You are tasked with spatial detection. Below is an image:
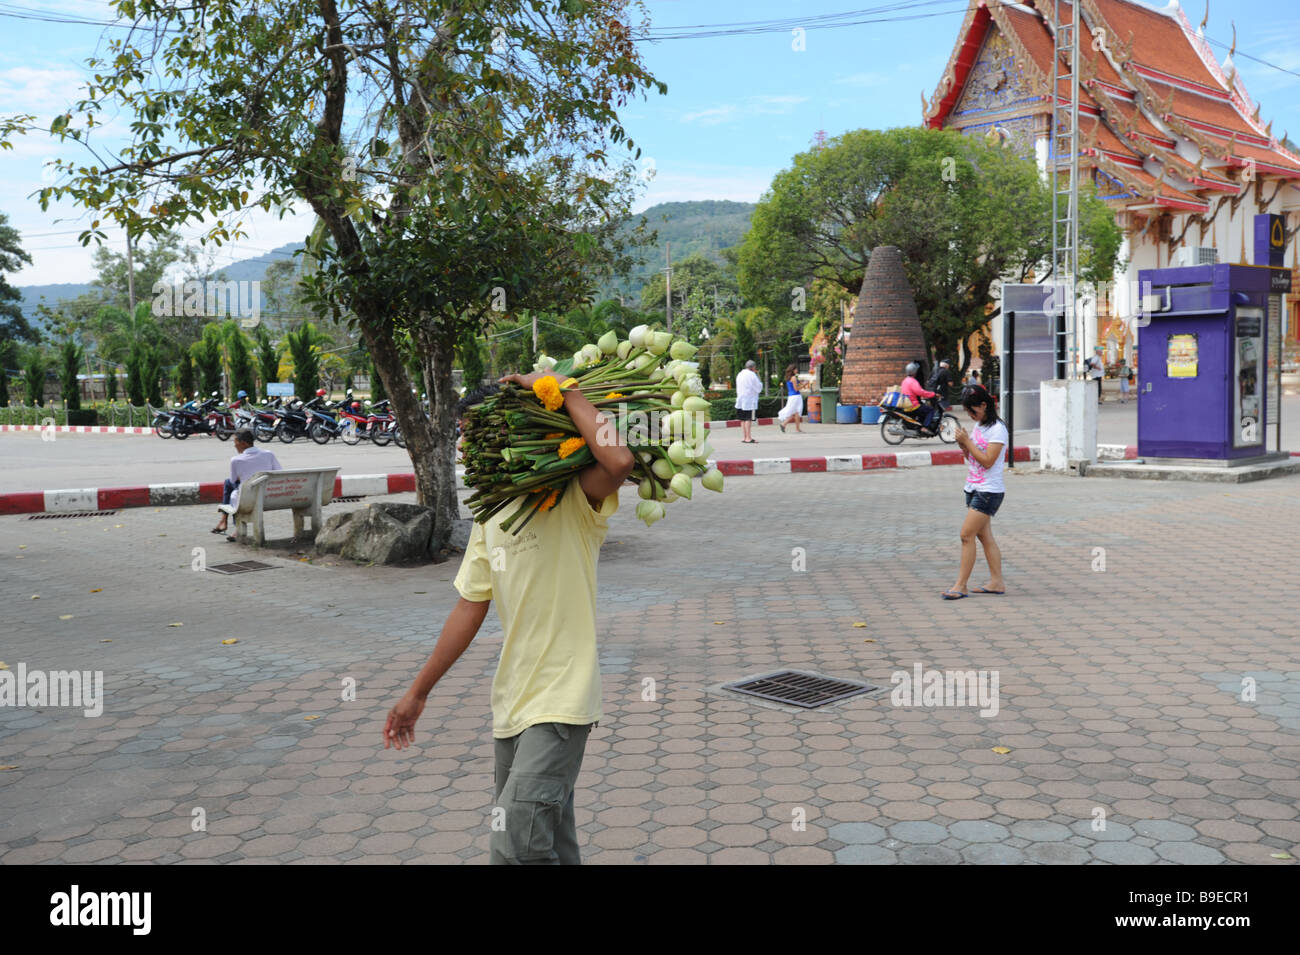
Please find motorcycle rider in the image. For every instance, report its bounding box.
[926,360,952,410]
[900,361,939,433]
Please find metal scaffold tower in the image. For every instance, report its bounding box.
[1051,0,1081,376]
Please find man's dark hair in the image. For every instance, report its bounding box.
[234,428,256,445]
[456,383,500,417]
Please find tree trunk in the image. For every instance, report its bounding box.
[354,309,437,506]
[419,329,460,555]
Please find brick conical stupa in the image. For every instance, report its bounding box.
[839,246,927,406]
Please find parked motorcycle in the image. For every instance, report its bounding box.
[303,392,344,445]
[274,398,312,443]
[171,393,223,440]
[879,396,958,445]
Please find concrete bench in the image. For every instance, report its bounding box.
[218,467,340,546]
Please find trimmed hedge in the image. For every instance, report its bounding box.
[67,409,99,426]
[709,395,786,421]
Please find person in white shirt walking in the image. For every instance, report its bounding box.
[212,428,283,537]
[735,359,762,443]
[943,385,1008,599]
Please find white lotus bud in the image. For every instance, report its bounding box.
[670,472,693,500]
[616,340,633,360]
[651,457,675,480]
[670,391,685,409]
[637,499,665,525]
[683,395,710,414]
[648,367,665,382]
[638,478,653,500]
[681,376,705,397]
[597,330,618,354]
[581,343,602,364]
[534,353,557,372]
[702,467,724,493]
[670,340,699,361]
[571,350,586,369]
[648,331,673,355]
[667,440,690,466]
[629,324,648,347]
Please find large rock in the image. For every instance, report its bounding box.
[316,503,434,564]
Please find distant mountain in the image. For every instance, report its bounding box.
[16,243,305,332]
[17,202,753,325]
[605,200,755,301]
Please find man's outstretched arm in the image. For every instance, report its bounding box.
[383,597,491,750]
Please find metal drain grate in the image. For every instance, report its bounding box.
[724,670,878,709]
[207,560,277,575]
[333,496,362,502]
[28,511,118,520]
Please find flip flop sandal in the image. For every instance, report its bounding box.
[941,591,968,600]
[974,587,1005,595]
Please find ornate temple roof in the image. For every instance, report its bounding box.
[924,0,1300,213]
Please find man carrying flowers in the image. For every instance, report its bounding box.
[383,367,635,865]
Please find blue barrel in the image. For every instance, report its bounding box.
[860,405,882,424]
[835,404,860,424]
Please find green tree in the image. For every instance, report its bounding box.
[255,325,279,396]
[728,310,758,381]
[190,325,223,397]
[0,339,14,405]
[737,127,1123,371]
[125,342,146,406]
[59,339,83,410]
[23,347,46,405]
[0,212,36,344]
[285,323,323,398]
[457,328,485,391]
[639,252,740,344]
[90,231,183,313]
[104,361,118,401]
[44,0,663,552]
[176,351,193,400]
[141,345,164,406]
[225,322,256,398]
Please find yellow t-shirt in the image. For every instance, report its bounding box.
[453,474,619,738]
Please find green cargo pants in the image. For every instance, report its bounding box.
[490,721,592,865]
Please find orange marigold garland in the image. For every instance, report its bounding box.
[557,436,587,459]
[532,376,564,411]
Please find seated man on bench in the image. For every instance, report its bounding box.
[213,428,282,539]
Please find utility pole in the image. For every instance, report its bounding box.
[664,241,673,333]
[125,231,136,314]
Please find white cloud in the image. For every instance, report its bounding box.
[682,104,737,125]
[681,94,809,126]
[0,66,89,114]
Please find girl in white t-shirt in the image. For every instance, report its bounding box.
[943,384,1008,599]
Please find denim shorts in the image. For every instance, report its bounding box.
[965,490,1004,516]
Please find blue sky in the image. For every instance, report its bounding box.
[2,0,1298,286]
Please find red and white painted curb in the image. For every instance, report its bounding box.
[1,473,418,516]
[1,424,154,435]
[709,444,1136,476]
[0,446,1145,516]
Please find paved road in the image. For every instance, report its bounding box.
[5,395,1300,494]
[2,466,1297,864]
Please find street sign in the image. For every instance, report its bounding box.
[267,382,294,397]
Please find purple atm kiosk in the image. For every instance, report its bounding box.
[1137,263,1285,461]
